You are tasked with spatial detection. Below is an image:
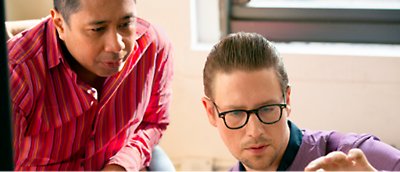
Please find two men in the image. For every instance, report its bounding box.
[202,32,400,171]
[7,0,399,170]
[8,0,172,170]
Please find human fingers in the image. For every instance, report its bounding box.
[325,151,348,164]
[304,156,327,171]
[305,151,350,171]
[347,148,377,171]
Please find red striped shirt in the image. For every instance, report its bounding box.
[8,16,173,171]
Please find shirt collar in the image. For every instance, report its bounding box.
[277,120,303,170]
[45,16,65,69]
[237,120,303,171]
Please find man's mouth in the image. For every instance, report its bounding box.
[103,59,123,68]
[245,144,268,154]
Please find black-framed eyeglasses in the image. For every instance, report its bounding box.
[212,101,287,130]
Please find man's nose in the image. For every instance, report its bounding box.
[245,112,264,138]
[105,30,125,53]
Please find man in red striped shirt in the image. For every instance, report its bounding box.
[7,0,173,170]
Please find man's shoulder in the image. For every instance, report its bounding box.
[301,129,335,142]
[301,129,380,151]
[7,17,51,66]
[7,17,54,98]
[135,17,171,50]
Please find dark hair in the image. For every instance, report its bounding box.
[53,0,81,24]
[203,32,289,99]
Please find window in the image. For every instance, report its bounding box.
[220,0,400,44]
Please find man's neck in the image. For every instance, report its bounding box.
[60,42,106,97]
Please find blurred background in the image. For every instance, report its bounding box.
[5,0,400,170]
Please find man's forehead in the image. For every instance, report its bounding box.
[212,69,282,109]
[77,0,136,15]
[69,0,136,24]
[85,14,135,25]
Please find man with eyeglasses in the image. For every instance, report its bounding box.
[201,32,400,171]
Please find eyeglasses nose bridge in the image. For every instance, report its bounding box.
[246,109,261,122]
[247,109,259,117]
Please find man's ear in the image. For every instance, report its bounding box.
[50,9,66,41]
[201,97,217,127]
[285,85,292,117]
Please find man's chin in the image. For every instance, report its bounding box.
[241,157,274,171]
[98,64,126,77]
[96,69,122,77]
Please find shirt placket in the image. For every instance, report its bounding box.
[80,86,99,169]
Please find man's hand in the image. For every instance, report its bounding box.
[304,148,377,171]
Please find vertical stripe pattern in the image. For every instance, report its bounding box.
[8,16,172,171]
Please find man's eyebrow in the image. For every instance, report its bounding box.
[88,20,106,26]
[259,99,281,106]
[88,15,136,25]
[122,14,135,20]
[221,99,281,111]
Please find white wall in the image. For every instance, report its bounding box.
[6,0,400,171]
[5,0,52,20]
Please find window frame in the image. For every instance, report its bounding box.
[220,0,400,44]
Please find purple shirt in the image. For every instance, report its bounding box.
[231,121,400,171]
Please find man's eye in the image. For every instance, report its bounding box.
[119,22,135,30]
[119,22,130,28]
[91,27,105,32]
[259,106,273,113]
[229,110,246,116]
